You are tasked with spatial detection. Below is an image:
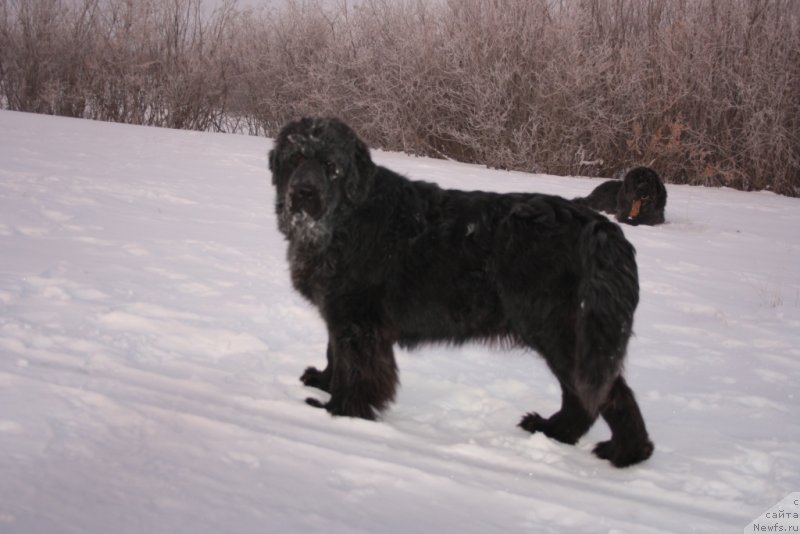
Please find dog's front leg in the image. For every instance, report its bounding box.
[300,341,333,392]
[305,324,398,420]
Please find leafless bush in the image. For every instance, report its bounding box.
[223,0,800,195]
[0,0,92,115]
[1,0,797,195]
[0,0,239,129]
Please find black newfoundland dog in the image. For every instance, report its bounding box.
[270,118,653,467]
[577,167,667,226]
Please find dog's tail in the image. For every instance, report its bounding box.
[573,219,639,416]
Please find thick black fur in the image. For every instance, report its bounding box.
[270,117,654,467]
[577,167,667,226]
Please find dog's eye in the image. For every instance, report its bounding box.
[325,161,340,179]
[640,195,650,201]
[290,153,304,166]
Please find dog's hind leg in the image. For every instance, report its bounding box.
[592,376,654,467]
[519,383,596,445]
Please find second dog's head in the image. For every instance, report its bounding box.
[616,167,667,226]
[270,117,376,246]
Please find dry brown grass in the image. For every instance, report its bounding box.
[1,0,798,195]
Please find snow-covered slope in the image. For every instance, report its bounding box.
[1,110,798,533]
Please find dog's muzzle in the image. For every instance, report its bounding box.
[287,160,326,220]
[629,199,642,219]
[289,184,323,220]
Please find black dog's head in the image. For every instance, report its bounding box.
[615,167,667,226]
[269,117,376,245]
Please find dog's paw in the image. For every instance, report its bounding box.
[518,412,584,445]
[593,439,654,468]
[592,440,614,461]
[305,397,327,409]
[306,396,377,421]
[518,412,547,434]
[300,366,330,391]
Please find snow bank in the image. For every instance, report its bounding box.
[1,110,798,533]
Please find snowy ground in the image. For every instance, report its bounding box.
[0,110,798,533]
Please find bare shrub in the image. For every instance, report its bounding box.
[88,0,240,130]
[230,0,798,195]
[0,0,96,116]
[0,0,239,129]
[1,0,797,195]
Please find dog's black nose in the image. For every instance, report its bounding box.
[290,185,323,219]
[293,185,315,202]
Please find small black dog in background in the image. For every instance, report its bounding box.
[577,167,667,226]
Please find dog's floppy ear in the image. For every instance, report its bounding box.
[268,148,277,184]
[655,173,668,208]
[346,137,376,204]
